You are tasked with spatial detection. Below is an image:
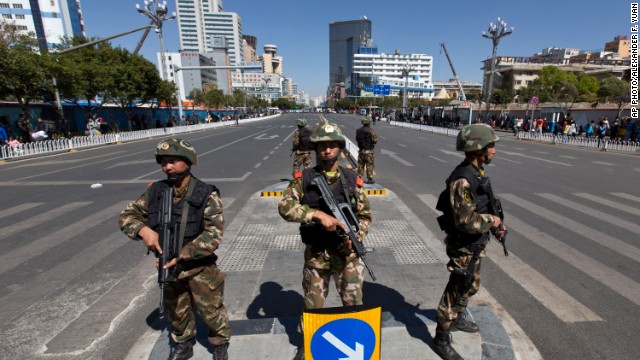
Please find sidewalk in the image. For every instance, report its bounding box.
[125,181,516,360]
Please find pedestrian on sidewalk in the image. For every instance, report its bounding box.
[278,118,372,360]
[356,117,377,184]
[119,138,231,360]
[432,124,507,360]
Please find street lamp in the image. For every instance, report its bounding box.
[482,17,513,120]
[401,61,415,114]
[135,0,176,80]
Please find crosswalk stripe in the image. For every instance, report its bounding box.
[506,215,640,307]
[486,241,602,322]
[0,202,128,276]
[501,194,640,263]
[0,203,43,220]
[574,193,640,216]
[0,202,91,241]
[610,192,640,204]
[417,194,602,322]
[0,231,130,325]
[536,193,640,234]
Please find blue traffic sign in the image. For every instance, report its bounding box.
[311,318,376,360]
[373,85,390,95]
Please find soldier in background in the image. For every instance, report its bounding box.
[356,117,377,184]
[119,139,231,360]
[291,118,313,177]
[279,118,372,360]
[432,124,506,360]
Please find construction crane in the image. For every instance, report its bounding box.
[439,43,467,101]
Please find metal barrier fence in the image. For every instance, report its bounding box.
[0,114,281,161]
[390,121,640,153]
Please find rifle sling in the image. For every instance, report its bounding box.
[177,178,196,252]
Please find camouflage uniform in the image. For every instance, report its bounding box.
[356,118,377,182]
[292,119,313,174]
[433,124,501,360]
[436,165,494,329]
[279,120,372,309]
[119,139,231,354]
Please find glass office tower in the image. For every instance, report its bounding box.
[328,19,371,97]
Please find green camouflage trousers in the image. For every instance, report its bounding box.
[293,151,312,173]
[436,242,485,330]
[165,264,231,345]
[357,151,375,179]
[302,247,365,309]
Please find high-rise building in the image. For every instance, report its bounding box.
[329,18,371,97]
[242,34,257,62]
[258,44,283,75]
[175,0,243,66]
[1,0,85,51]
[158,51,217,101]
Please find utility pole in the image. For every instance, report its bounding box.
[482,17,513,121]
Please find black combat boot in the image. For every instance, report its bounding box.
[212,342,229,360]
[293,346,304,360]
[451,311,479,333]
[433,326,464,360]
[168,339,194,360]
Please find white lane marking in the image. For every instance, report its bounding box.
[255,134,279,140]
[0,203,43,220]
[0,202,91,241]
[0,172,253,186]
[262,156,269,161]
[591,161,615,166]
[397,143,407,148]
[0,202,128,276]
[500,150,573,166]
[380,149,414,166]
[495,156,522,164]
[14,150,130,181]
[558,155,578,159]
[429,156,447,163]
[106,159,155,169]
[506,214,640,307]
[439,149,465,158]
[611,192,640,203]
[537,193,640,233]
[501,193,640,263]
[254,162,262,168]
[574,193,640,216]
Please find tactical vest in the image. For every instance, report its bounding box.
[299,166,358,250]
[297,127,313,151]
[356,126,374,150]
[437,161,491,247]
[146,178,217,246]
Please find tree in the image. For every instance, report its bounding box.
[0,21,52,122]
[103,47,162,130]
[150,79,177,126]
[203,88,225,110]
[554,81,579,117]
[575,72,599,103]
[598,76,630,119]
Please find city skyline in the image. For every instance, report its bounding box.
[82,0,630,98]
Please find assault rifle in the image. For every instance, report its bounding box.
[311,174,376,281]
[156,187,180,313]
[480,177,508,256]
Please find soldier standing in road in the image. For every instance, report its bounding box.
[432,124,507,360]
[291,118,313,177]
[119,138,231,360]
[278,118,372,360]
[356,117,377,184]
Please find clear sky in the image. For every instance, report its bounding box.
[82,0,630,98]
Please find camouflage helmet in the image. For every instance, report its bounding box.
[456,124,500,152]
[155,138,197,165]
[296,118,307,126]
[361,117,371,125]
[310,118,346,149]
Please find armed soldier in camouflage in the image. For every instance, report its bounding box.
[119,138,231,360]
[291,118,313,177]
[278,118,372,360]
[432,124,507,360]
[355,117,378,184]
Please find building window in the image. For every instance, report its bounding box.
[12,3,22,8]
[0,3,9,8]
[17,25,27,30]
[2,13,12,19]
[16,14,24,19]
